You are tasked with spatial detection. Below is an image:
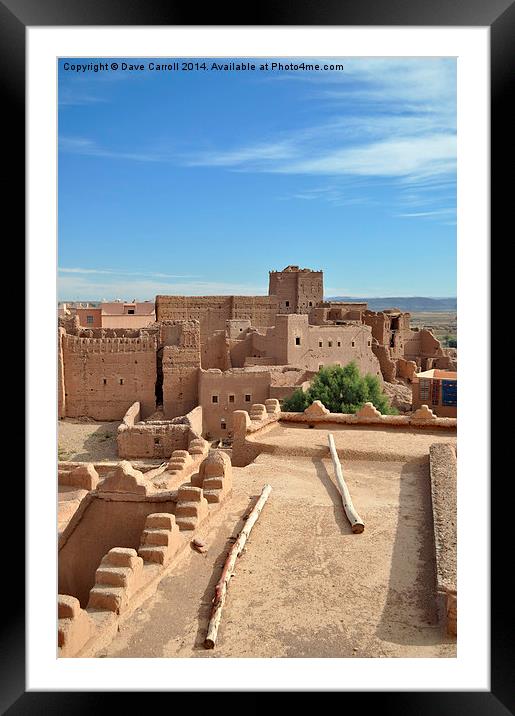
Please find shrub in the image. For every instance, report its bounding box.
[281,362,397,415]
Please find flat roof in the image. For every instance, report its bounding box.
[416,369,457,380]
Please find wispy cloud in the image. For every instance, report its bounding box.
[58,267,198,279]
[59,138,168,163]
[395,208,455,218]
[58,272,267,301]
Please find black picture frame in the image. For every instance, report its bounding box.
[5,0,505,712]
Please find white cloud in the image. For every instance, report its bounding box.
[58,273,267,301]
[58,267,198,279]
[59,137,168,163]
[272,134,456,178]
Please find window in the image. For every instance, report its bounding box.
[103,379,107,385]
[351,341,355,347]
[229,394,235,403]
[128,309,135,315]
[86,315,94,324]
[309,301,313,307]
[212,395,218,404]
[245,394,251,402]
[328,341,332,348]
[154,437,160,446]
[221,419,226,430]
[431,380,440,406]
[419,379,431,402]
[368,340,371,346]
[337,341,341,347]
[285,301,290,307]
[295,337,301,345]
[441,380,457,407]
[319,341,323,348]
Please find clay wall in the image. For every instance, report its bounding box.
[58,496,176,607]
[155,295,278,337]
[202,331,230,370]
[62,335,157,420]
[199,368,272,438]
[158,321,201,419]
[268,266,323,314]
[58,327,66,418]
[261,314,382,377]
[268,270,298,313]
[226,319,251,339]
[76,308,102,328]
[231,296,279,328]
[162,346,200,419]
[363,311,389,345]
[228,333,256,368]
[102,314,156,329]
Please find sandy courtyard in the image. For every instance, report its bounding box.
[58,419,120,462]
[101,452,456,659]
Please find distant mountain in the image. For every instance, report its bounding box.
[326,296,457,312]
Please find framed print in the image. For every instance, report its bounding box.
[3,0,507,711]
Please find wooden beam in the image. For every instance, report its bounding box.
[327,433,365,533]
[204,483,272,649]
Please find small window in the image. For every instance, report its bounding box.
[86,315,94,324]
[154,437,160,446]
[328,341,332,348]
[337,341,341,347]
[103,378,107,385]
[351,341,355,347]
[285,301,290,307]
[128,309,135,315]
[221,420,226,430]
[119,378,124,385]
[212,395,218,404]
[245,394,251,402]
[309,301,313,307]
[368,340,371,346]
[229,394,235,403]
[295,337,301,345]
[319,341,323,348]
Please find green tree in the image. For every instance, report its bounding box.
[281,362,398,415]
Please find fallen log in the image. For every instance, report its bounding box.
[327,433,365,533]
[204,483,272,649]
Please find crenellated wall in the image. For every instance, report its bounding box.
[62,334,157,420]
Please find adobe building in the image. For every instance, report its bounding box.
[58,264,456,435]
[268,265,323,315]
[411,369,457,418]
[100,301,156,329]
[64,301,156,329]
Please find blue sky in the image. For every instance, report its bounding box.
[58,57,456,300]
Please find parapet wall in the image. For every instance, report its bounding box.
[429,443,457,636]
[232,400,457,466]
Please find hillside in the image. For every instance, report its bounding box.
[327,296,457,312]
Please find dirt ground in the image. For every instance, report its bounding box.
[101,450,456,659]
[58,419,120,462]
